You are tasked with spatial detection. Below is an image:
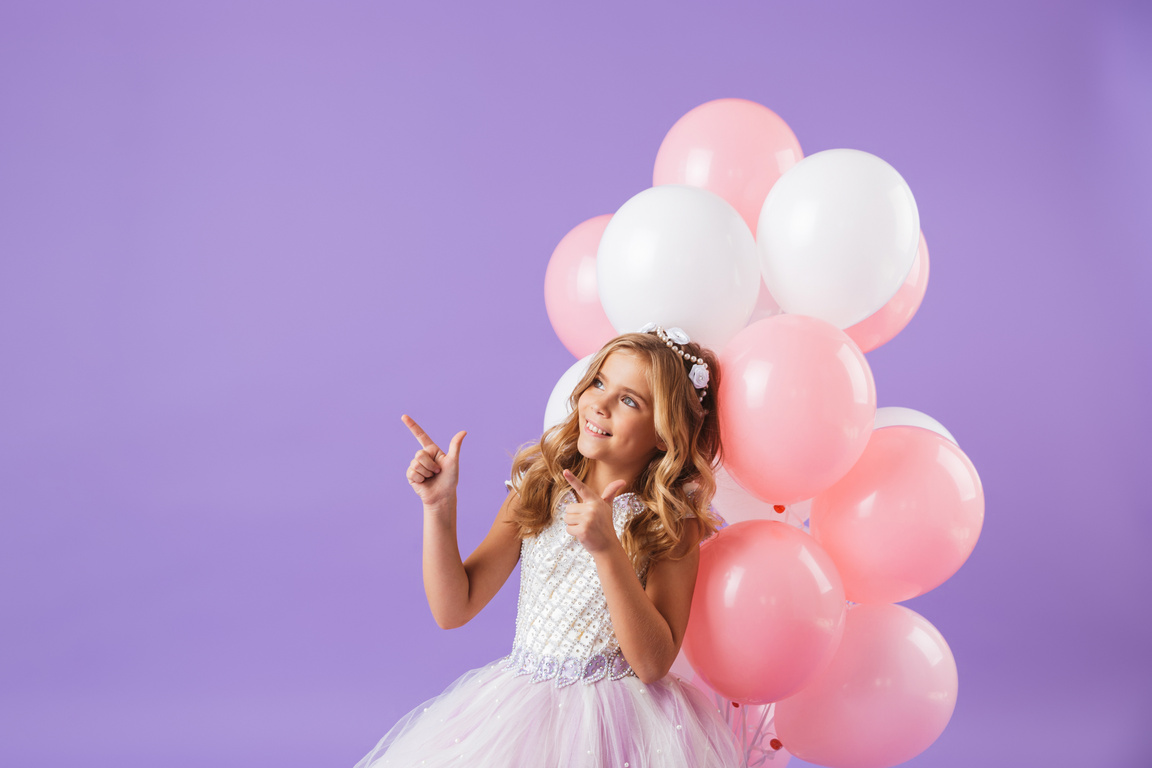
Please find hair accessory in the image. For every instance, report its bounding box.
[637,323,710,402]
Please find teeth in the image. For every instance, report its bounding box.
[587,421,610,436]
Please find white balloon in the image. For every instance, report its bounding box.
[757,149,920,329]
[543,355,594,433]
[874,406,958,445]
[597,185,760,351]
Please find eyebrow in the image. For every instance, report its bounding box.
[596,372,649,407]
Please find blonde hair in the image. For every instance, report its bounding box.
[508,332,723,569]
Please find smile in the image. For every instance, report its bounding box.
[585,420,612,437]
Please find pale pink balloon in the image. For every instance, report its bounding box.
[774,604,958,768]
[543,215,619,358]
[719,316,876,505]
[845,231,931,353]
[683,521,846,704]
[810,426,984,604]
[654,98,803,236]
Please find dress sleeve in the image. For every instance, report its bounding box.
[505,468,526,492]
[684,486,698,518]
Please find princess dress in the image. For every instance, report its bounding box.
[355,490,743,768]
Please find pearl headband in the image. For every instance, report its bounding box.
[638,323,710,402]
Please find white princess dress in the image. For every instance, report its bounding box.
[355,490,743,767]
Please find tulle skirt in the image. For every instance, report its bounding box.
[355,657,743,767]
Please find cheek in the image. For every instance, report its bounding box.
[622,412,658,443]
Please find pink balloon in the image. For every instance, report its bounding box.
[683,521,846,704]
[543,215,619,358]
[654,98,803,236]
[845,231,931,353]
[810,426,985,604]
[774,604,958,768]
[719,315,876,505]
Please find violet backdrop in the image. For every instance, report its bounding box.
[1,1,1149,766]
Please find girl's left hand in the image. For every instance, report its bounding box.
[561,470,628,555]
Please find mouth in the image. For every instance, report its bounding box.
[585,419,612,437]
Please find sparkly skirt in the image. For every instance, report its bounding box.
[354,656,743,768]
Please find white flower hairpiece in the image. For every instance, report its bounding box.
[688,363,710,389]
[638,323,710,402]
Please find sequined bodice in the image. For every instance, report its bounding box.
[504,491,649,686]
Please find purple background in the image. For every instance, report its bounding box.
[1,1,1149,766]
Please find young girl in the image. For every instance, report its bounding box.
[356,326,743,767]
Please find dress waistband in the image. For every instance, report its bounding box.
[503,644,636,687]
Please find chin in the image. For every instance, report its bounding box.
[575,433,602,462]
[575,435,594,460]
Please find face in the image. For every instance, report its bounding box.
[576,350,666,477]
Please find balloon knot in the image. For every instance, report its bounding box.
[731,702,740,708]
[769,738,783,751]
[773,505,785,513]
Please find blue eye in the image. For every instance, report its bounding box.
[590,377,638,408]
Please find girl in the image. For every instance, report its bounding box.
[356,326,743,767]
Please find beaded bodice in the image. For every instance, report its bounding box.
[504,490,649,687]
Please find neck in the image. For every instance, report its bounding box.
[581,460,643,499]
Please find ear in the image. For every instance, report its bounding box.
[656,437,667,452]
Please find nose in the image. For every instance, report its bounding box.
[586,386,609,415]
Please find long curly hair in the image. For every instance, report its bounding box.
[508,332,723,569]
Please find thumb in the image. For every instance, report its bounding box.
[601,479,627,503]
[446,430,467,461]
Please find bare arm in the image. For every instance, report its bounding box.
[591,519,701,683]
[422,490,522,629]
[403,415,522,629]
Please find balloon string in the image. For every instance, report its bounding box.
[752,702,771,740]
[748,701,777,767]
[745,704,758,767]
[740,702,749,768]
[713,693,782,766]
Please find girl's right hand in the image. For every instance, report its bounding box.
[402,414,466,509]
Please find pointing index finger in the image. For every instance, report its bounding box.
[562,469,591,502]
[401,414,440,453]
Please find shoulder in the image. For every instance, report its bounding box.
[670,516,704,558]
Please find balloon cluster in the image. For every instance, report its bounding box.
[542,98,984,768]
